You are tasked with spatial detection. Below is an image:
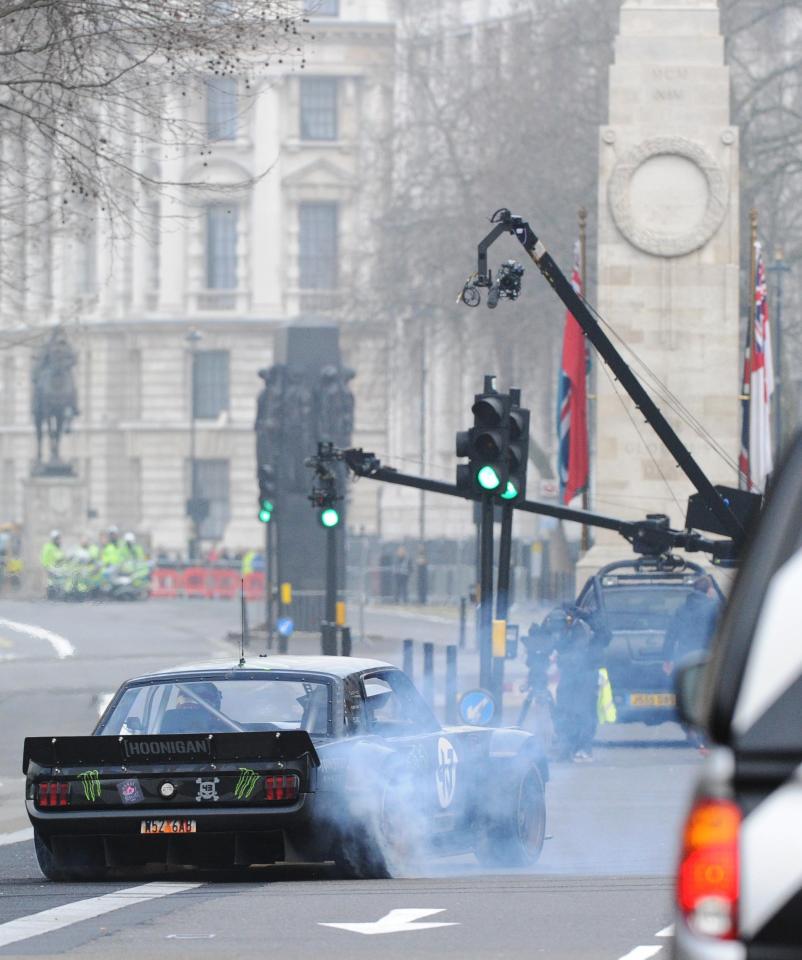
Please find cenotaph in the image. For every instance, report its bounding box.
[580,0,740,576]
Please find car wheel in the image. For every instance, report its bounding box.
[476,763,546,868]
[34,830,108,882]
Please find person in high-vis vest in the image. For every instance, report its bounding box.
[101,526,122,567]
[241,550,256,577]
[40,530,64,570]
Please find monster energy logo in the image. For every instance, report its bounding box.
[233,767,259,801]
[78,770,101,802]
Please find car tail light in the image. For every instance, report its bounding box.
[678,797,740,939]
[264,774,299,802]
[37,782,70,808]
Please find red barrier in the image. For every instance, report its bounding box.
[150,568,184,598]
[184,566,213,599]
[211,568,240,600]
[244,571,266,601]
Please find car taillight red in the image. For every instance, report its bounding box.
[678,797,740,940]
[265,774,299,802]
[36,782,70,808]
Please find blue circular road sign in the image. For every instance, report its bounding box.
[458,689,496,726]
[276,617,294,638]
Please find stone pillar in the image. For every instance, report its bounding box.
[581,0,739,578]
[22,476,89,595]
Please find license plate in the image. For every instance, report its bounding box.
[629,693,676,707]
[140,819,197,835]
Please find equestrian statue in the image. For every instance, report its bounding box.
[31,328,80,473]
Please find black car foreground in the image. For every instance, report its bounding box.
[25,656,548,880]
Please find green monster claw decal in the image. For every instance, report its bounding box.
[78,770,101,802]
[234,767,259,801]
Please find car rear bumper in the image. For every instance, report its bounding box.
[673,920,746,960]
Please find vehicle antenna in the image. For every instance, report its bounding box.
[239,579,248,667]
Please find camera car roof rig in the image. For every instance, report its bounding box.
[341,448,739,564]
[460,208,762,561]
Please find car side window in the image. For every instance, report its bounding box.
[362,670,438,736]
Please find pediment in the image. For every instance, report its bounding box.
[282,157,351,188]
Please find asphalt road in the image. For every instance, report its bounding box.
[0,596,695,959]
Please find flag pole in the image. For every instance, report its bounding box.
[578,206,590,554]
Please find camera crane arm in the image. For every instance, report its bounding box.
[467,208,748,546]
[341,448,737,564]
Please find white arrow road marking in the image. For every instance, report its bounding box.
[656,925,674,937]
[320,908,458,936]
[616,947,663,960]
[0,618,74,659]
[0,882,200,949]
[0,828,33,847]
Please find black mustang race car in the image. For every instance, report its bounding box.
[24,656,548,880]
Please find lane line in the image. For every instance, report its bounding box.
[0,618,74,659]
[0,881,200,949]
[616,948,663,960]
[0,828,33,847]
[656,925,674,937]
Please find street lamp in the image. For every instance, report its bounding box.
[186,328,203,560]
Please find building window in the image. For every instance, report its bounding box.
[300,77,338,141]
[205,205,238,290]
[193,459,230,541]
[299,202,338,289]
[193,350,229,420]
[206,77,238,141]
[303,0,338,14]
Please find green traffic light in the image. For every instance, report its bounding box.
[500,481,518,500]
[320,507,340,528]
[476,465,502,491]
[258,507,273,523]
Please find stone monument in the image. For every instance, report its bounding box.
[581,0,740,575]
[23,328,88,592]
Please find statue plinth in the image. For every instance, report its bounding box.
[31,460,77,478]
[22,474,88,595]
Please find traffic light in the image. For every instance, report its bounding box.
[320,506,340,528]
[500,395,529,503]
[258,463,276,523]
[455,378,509,496]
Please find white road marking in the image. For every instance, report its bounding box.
[320,908,459,936]
[0,881,200,949]
[0,828,33,847]
[656,925,674,937]
[616,947,663,960]
[0,618,74,659]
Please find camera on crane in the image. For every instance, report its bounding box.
[460,259,524,309]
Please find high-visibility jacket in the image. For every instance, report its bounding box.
[101,542,122,566]
[41,541,64,569]
[87,544,100,562]
[597,668,617,724]
[241,550,255,576]
[121,543,145,563]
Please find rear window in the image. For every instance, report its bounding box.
[98,677,332,737]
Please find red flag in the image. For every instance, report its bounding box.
[557,243,589,504]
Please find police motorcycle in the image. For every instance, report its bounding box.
[98,558,152,601]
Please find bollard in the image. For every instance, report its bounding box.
[340,625,352,657]
[459,596,467,649]
[403,638,414,680]
[445,644,458,724]
[422,641,435,709]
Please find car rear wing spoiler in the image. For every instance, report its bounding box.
[23,731,320,773]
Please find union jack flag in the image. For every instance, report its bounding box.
[739,242,774,492]
[557,242,589,504]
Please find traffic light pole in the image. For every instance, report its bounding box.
[479,495,494,690]
[264,519,275,651]
[323,523,338,656]
[493,501,514,709]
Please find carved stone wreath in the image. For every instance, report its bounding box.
[608,137,729,257]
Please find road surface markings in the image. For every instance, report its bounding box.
[615,924,674,960]
[0,881,200,949]
[0,618,74,659]
[0,828,33,847]
[616,948,663,960]
[320,908,458,936]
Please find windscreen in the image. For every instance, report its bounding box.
[601,586,696,634]
[98,677,332,737]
